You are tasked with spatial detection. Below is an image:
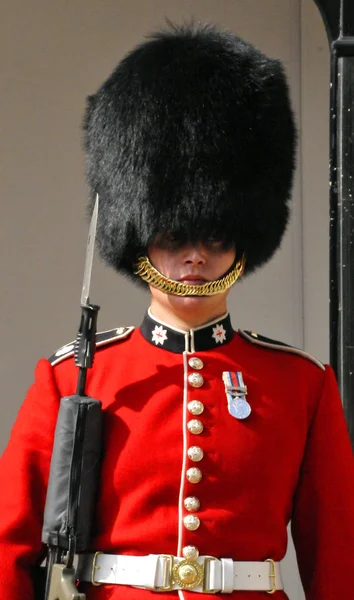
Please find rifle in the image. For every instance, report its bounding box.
[40,196,102,600]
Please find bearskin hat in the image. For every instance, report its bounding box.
[83,22,296,281]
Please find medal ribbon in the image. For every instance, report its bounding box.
[222,371,247,395]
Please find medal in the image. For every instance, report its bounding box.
[222,371,251,420]
[229,397,252,419]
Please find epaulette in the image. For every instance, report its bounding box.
[238,329,325,370]
[49,326,134,366]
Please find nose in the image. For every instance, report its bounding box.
[183,243,207,265]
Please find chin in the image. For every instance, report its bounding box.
[168,294,222,311]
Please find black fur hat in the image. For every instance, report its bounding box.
[83,22,296,280]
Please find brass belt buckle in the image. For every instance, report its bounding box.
[91,551,103,586]
[173,558,204,590]
[265,559,277,594]
[156,554,219,593]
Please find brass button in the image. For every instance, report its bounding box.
[182,546,199,560]
[183,514,200,531]
[188,373,204,388]
[187,400,204,416]
[188,357,204,370]
[184,496,200,512]
[186,467,202,483]
[187,419,203,435]
[188,446,204,462]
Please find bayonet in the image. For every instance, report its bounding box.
[81,194,99,307]
[74,196,101,386]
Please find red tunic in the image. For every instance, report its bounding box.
[0,312,353,600]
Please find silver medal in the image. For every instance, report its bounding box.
[223,371,251,420]
[229,398,252,420]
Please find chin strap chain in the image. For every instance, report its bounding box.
[134,254,246,296]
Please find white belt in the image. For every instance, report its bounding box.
[77,552,283,594]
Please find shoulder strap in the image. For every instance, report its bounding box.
[49,326,134,366]
[238,329,325,370]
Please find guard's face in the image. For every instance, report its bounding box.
[147,235,236,323]
[148,235,236,285]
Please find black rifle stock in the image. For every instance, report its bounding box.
[39,304,102,600]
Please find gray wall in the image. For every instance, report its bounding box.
[0,1,330,599]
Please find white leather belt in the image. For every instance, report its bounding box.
[77,552,283,594]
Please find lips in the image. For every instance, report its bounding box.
[179,275,208,285]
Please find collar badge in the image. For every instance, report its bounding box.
[212,323,227,344]
[151,324,168,346]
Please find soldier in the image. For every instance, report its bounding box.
[0,22,353,600]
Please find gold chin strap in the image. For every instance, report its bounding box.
[134,254,246,296]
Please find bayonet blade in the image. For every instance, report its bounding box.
[81,194,99,306]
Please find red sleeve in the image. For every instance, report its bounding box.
[0,358,60,600]
[291,364,354,599]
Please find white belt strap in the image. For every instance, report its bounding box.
[77,552,284,594]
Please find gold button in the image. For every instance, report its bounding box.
[188,357,204,370]
[186,467,202,483]
[187,419,203,435]
[184,496,200,512]
[188,373,204,388]
[182,546,199,560]
[188,446,204,462]
[183,514,200,531]
[187,400,204,416]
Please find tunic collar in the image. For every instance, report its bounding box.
[140,309,234,353]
